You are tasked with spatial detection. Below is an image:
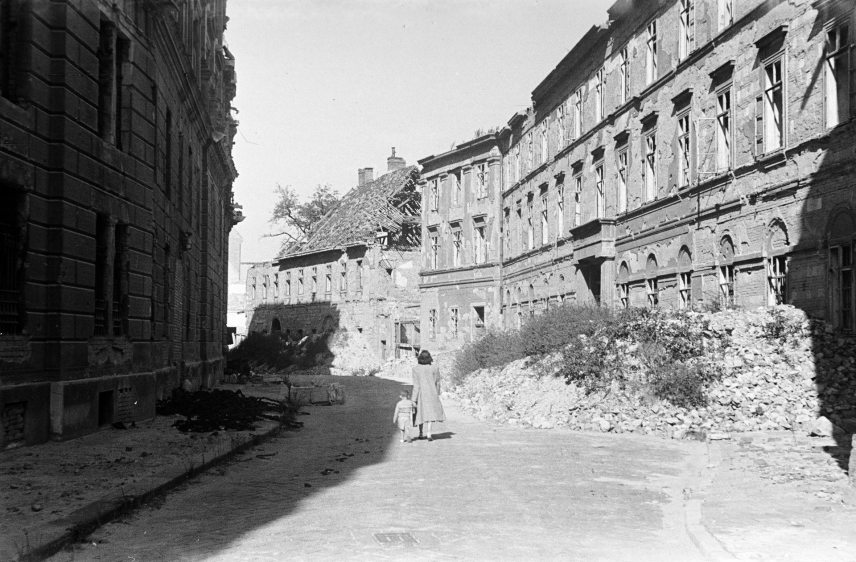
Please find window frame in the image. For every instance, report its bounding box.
[617,147,628,213]
[646,20,658,85]
[644,130,657,202]
[824,23,851,129]
[716,84,733,171]
[677,111,692,187]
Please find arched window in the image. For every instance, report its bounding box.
[678,246,693,309]
[719,235,735,307]
[617,262,631,309]
[271,318,281,333]
[766,220,789,306]
[645,254,659,307]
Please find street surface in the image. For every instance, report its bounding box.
[48,375,853,561]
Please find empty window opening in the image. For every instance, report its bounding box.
[98,390,115,426]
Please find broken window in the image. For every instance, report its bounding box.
[716,86,732,171]
[540,121,548,165]
[430,179,439,211]
[594,67,604,121]
[757,57,784,154]
[503,208,511,256]
[450,307,459,337]
[646,20,658,85]
[618,283,629,309]
[514,144,521,184]
[595,164,604,219]
[298,269,304,295]
[428,308,437,339]
[311,267,317,294]
[97,17,130,149]
[677,113,691,187]
[356,260,363,292]
[830,244,854,331]
[325,265,332,294]
[526,132,534,171]
[679,0,695,60]
[719,265,735,308]
[452,228,463,267]
[429,230,439,269]
[557,102,567,148]
[0,0,23,102]
[573,175,582,227]
[526,195,534,250]
[718,0,733,31]
[679,272,692,309]
[767,255,787,305]
[646,278,659,307]
[453,172,462,206]
[474,224,486,264]
[0,188,24,334]
[573,88,582,139]
[619,47,629,105]
[339,268,346,293]
[473,305,485,329]
[516,207,523,254]
[644,131,657,202]
[825,24,850,129]
[475,163,488,199]
[617,148,628,213]
[286,272,292,297]
[262,275,269,300]
[541,194,549,245]
[557,184,565,237]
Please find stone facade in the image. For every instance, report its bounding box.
[0,0,238,446]
[423,0,856,346]
[245,157,422,372]
[418,136,503,357]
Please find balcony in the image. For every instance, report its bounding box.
[569,218,616,263]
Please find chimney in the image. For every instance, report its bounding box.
[387,147,406,171]
[358,167,374,186]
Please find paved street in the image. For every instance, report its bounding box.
[48,375,853,561]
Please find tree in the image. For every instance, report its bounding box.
[268,183,339,252]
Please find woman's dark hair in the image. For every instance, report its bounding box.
[417,350,433,365]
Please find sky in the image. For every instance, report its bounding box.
[226,0,614,262]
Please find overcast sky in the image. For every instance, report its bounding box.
[226,0,614,262]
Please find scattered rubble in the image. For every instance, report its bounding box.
[156,389,287,432]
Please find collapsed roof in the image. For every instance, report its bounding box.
[280,165,421,257]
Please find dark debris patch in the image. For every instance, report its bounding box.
[156,388,292,432]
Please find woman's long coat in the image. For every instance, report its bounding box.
[411,363,446,425]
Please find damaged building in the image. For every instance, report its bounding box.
[245,150,422,372]
[423,0,856,347]
[0,0,239,446]
[418,135,504,355]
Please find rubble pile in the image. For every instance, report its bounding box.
[448,306,856,439]
[156,389,286,432]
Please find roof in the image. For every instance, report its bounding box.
[279,165,420,258]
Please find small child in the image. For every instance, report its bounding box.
[392,390,416,443]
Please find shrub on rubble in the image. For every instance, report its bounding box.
[227,332,291,371]
[451,329,524,386]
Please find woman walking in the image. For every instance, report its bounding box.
[411,350,445,441]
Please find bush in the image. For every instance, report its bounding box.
[451,329,524,386]
[520,304,614,357]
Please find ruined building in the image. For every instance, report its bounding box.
[245,150,422,372]
[418,135,504,355]
[422,0,856,346]
[0,0,239,446]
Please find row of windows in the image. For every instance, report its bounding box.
[427,222,489,270]
[425,305,485,340]
[427,162,492,212]
[503,5,851,193]
[250,261,364,301]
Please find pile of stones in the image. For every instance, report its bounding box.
[447,306,856,441]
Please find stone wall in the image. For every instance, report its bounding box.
[0,0,237,445]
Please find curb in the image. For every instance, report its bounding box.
[14,422,285,562]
